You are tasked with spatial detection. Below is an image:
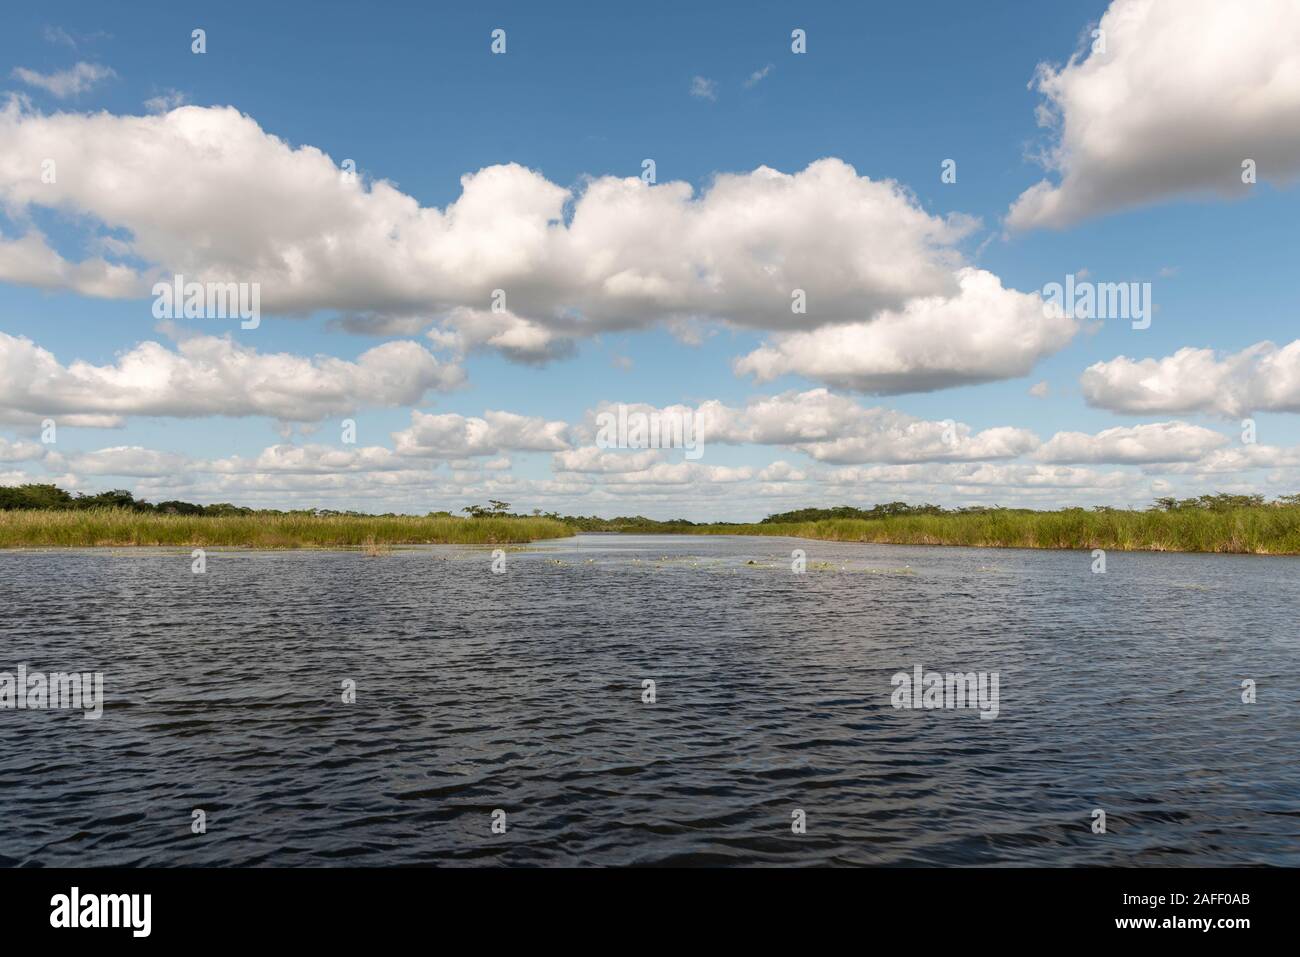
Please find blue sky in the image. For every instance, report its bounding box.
[2,0,1299,518]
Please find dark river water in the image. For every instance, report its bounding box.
[1,535,1296,867]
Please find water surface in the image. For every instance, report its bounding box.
[1,535,1296,866]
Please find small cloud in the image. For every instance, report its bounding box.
[11,61,115,98]
[42,26,111,49]
[1158,265,1179,278]
[758,460,807,482]
[43,26,78,49]
[689,76,718,101]
[144,89,189,113]
[611,354,634,371]
[743,64,774,88]
[972,230,999,260]
[1029,380,1049,398]
[666,317,714,346]
[1075,267,1091,280]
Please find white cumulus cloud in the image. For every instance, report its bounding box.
[0,330,464,426]
[733,269,1076,393]
[391,410,570,458]
[582,390,1041,465]
[1080,340,1300,417]
[1035,421,1230,464]
[0,101,1006,378]
[1008,0,1300,229]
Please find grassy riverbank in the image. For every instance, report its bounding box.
[682,505,1300,555]
[0,509,573,548]
[5,487,1300,554]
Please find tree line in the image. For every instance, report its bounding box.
[5,484,1300,523]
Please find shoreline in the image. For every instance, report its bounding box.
[676,515,1300,556]
[4,506,1300,555]
[3,529,1299,557]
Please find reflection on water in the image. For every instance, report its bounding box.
[0,535,1296,866]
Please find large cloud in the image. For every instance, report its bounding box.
[0,330,463,425]
[732,269,1075,393]
[207,444,413,474]
[552,447,663,473]
[1008,0,1300,229]
[0,101,975,333]
[1035,421,1229,464]
[391,410,571,458]
[1080,340,1300,417]
[581,389,1042,465]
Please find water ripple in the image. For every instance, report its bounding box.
[0,535,1297,866]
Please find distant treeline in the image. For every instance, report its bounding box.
[514,494,1300,531]
[0,484,396,518]
[4,484,1299,525]
[0,486,702,527]
[756,494,1300,523]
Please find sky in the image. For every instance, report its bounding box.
[2,0,1299,519]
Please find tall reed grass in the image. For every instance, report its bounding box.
[0,509,574,548]
[7,506,1300,554]
[686,506,1300,554]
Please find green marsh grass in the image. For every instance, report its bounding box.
[0,509,574,549]
[683,506,1300,555]
[7,505,1300,554]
